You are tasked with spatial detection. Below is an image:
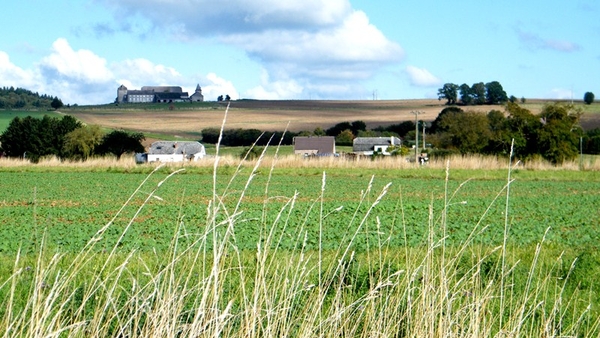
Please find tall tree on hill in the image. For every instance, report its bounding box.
[437,83,459,105]
[459,83,473,105]
[471,82,486,105]
[485,81,508,104]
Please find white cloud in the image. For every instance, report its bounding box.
[405,66,442,87]
[98,0,352,34]
[0,52,38,88]
[201,73,239,100]
[40,38,113,83]
[96,0,404,99]
[113,58,184,88]
[244,69,303,100]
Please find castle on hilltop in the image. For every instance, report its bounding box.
[117,84,204,103]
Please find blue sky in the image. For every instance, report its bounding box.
[1,0,598,105]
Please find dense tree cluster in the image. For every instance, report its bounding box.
[427,102,587,163]
[0,115,145,162]
[438,81,508,106]
[0,87,60,109]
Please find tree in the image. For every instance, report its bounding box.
[437,83,459,105]
[584,92,595,105]
[326,122,352,137]
[485,81,508,104]
[335,129,354,146]
[471,82,486,105]
[51,97,64,110]
[351,120,366,133]
[485,110,508,154]
[0,116,42,160]
[63,125,104,160]
[313,127,326,136]
[438,110,491,154]
[459,83,473,105]
[430,106,463,134]
[379,121,415,137]
[536,103,582,163]
[97,130,145,160]
[503,102,542,159]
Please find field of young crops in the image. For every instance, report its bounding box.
[1,164,600,336]
[1,166,598,254]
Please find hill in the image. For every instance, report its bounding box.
[65,99,587,139]
[2,98,595,142]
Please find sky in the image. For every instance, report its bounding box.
[0,0,598,105]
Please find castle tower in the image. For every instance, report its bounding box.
[117,85,128,103]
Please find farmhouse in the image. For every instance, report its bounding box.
[117,84,204,103]
[353,137,402,155]
[147,141,206,162]
[293,136,336,156]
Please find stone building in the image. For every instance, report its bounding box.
[117,84,204,103]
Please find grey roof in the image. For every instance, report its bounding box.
[294,136,336,154]
[155,92,189,100]
[353,137,402,152]
[149,141,205,155]
[141,86,183,93]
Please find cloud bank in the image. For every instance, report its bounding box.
[96,0,404,99]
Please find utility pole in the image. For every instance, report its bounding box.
[422,121,426,150]
[411,111,421,164]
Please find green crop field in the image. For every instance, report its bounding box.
[1,167,598,253]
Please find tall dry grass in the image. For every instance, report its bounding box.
[2,152,598,171]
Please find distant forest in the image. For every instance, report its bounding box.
[0,87,59,109]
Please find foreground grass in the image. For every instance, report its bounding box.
[0,151,599,336]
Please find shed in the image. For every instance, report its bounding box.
[293,136,336,156]
[147,141,206,162]
[353,137,402,155]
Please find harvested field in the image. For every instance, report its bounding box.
[66,99,600,140]
[68,100,493,137]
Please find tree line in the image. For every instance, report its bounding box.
[437,81,509,106]
[426,102,598,163]
[0,115,145,162]
[0,86,64,109]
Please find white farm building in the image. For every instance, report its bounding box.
[147,141,206,162]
